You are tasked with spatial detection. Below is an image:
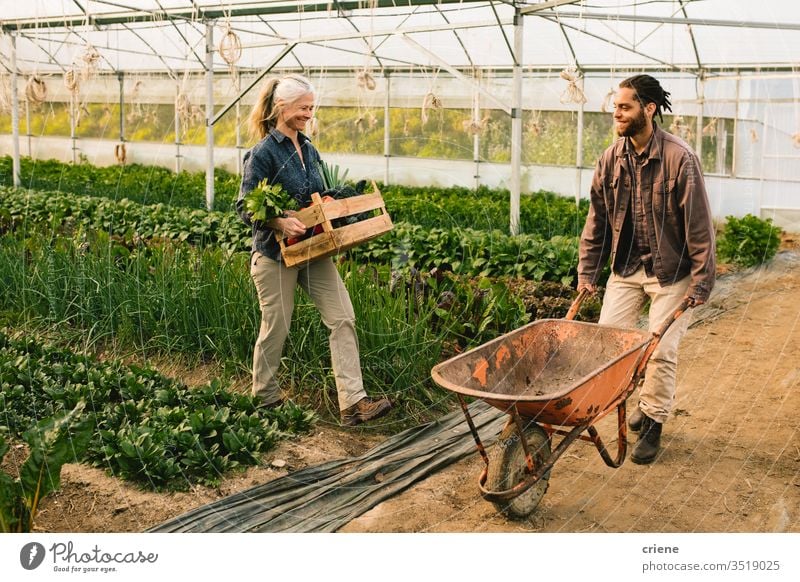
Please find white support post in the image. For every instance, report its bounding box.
[10,33,21,187]
[575,76,585,206]
[236,100,242,175]
[695,74,704,163]
[510,8,524,236]
[70,93,77,164]
[473,83,481,190]
[25,98,32,157]
[118,72,125,143]
[731,74,740,178]
[175,86,182,173]
[384,71,391,186]
[205,22,215,210]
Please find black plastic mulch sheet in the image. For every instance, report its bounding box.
[148,401,505,532]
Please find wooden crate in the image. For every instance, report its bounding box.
[276,182,393,268]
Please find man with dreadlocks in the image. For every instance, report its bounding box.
[577,74,716,464]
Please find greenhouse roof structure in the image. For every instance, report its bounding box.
[3,1,800,78]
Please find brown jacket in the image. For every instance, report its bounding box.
[578,125,716,302]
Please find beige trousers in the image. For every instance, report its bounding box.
[249,252,367,411]
[598,267,692,424]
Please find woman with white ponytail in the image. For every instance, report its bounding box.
[237,73,391,426]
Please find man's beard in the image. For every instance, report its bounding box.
[618,109,648,137]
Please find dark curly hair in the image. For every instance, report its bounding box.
[620,74,673,124]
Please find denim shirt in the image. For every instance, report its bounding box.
[237,128,325,261]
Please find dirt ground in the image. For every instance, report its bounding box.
[14,239,800,534]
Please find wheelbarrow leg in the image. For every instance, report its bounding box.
[586,401,629,468]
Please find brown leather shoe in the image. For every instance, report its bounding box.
[341,396,392,426]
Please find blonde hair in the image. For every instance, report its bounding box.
[249,73,315,140]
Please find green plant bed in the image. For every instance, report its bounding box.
[0,330,314,491]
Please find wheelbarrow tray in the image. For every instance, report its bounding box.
[431,319,651,426]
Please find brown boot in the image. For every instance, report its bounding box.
[631,415,662,464]
[341,396,392,426]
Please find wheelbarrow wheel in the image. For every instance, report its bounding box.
[488,421,551,519]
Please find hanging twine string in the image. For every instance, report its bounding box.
[64,69,80,95]
[600,88,616,113]
[463,115,489,136]
[0,75,11,113]
[559,67,587,105]
[356,69,376,91]
[421,92,442,125]
[702,118,718,139]
[749,128,759,143]
[219,23,242,91]
[526,109,543,136]
[25,76,48,104]
[114,142,127,164]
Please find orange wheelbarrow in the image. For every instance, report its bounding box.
[431,290,691,519]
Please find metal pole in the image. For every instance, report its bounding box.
[695,73,704,163]
[384,71,391,186]
[205,21,215,210]
[236,100,242,175]
[473,82,481,190]
[70,94,77,165]
[10,33,21,187]
[175,85,182,173]
[575,76,585,206]
[731,73,740,178]
[509,8,523,236]
[118,72,125,142]
[25,97,32,157]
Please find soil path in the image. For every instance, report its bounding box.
[18,250,800,533]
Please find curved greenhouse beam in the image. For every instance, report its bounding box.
[489,1,515,66]
[433,3,474,68]
[153,0,205,67]
[540,15,687,74]
[332,0,385,70]
[120,23,180,82]
[257,16,305,69]
[678,0,702,73]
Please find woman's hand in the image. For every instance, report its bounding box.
[274,215,308,238]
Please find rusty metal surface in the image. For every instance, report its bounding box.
[431,319,651,427]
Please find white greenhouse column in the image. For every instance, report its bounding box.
[175,86,182,173]
[510,8,523,236]
[575,77,585,206]
[473,86,481,190]
[25,98,32,157]
[118,72,125,142]
[205,22,215,210]
[384,72,391,185]
[10,33,21,187]
[695,74,704,163]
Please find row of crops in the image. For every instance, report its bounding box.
[0,155,781,528]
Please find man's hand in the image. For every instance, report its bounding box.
[684,295,704,307]
[577,283,596,294]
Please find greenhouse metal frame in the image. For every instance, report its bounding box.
[2,1,799,231]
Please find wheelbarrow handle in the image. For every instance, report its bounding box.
[564,287,590,321]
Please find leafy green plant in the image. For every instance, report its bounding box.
[0,401,94,532]
[242,179,298,222]
[317,159,350,190]
[717,214,782,268]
